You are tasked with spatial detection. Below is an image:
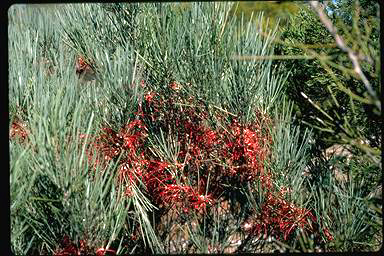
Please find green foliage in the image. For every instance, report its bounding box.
[308,172,381,251]
[9,4,138,254]
[271,1,381,251]
[134,2,283,123]
[230,1,301,30]
[275,5,340,145]
[9,2,381,254]
[275,2,380,161]
[269,99,313,203]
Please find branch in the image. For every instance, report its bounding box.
[309,1,380,111]
[231,54,317,61]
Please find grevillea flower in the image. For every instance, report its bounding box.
[170,81,181,91]
[75,56,95,81]
[80,84,323,248]
[145,91,156,102]
[96,248,116,256]
[249,191,317,241]
[10,120,29,142]
[323,227,334,241]
[191,194,213,210]
[54,236,89,256]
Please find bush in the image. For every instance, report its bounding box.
[9,2,381,254]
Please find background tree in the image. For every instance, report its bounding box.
[275,1,380,154]
[230,1,300,31]
[273,1,381,251]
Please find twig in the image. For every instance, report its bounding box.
[309,1,380,111]
[232,55,316,61]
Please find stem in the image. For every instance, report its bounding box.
[309,1,380,111]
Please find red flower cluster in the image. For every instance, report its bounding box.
[54,235,117,256]
[79,80,330,246]
[81,119,148,173]
[10,78,334,252]
[75,55,95,79]
[248,191,317,241]
[322,227,334,241]
[10,120,29,142]
[54,235,90,256]
[157,183,213,212]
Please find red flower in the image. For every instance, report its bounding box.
[96,247,116,256]
[75,56,95,81]
[323,227,334,241]
[191,194,213,210]
[145,91,156,102]
[170,81,181,91]
[54,235,90,256]
[10,120,28,142]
